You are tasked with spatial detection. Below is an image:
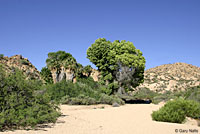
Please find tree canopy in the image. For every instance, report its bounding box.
[46,51,77,71]
[44,51,93,83]
[87,38,146,95]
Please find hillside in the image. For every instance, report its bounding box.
[0,55,40,80]
[137,63,200,93]
[0,55,199,93]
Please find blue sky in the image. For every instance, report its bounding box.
[0,0,200,71]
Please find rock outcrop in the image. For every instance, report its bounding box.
[0,55,40,80]
[90,69,100,81]
[136,63,200,93]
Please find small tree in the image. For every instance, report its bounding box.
[0,54,4,59]
[40,67,53,84]
[87,38,145,95]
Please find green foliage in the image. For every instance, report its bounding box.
[100,85,113,95]
[63,94,97,105]
[0,67,60,131]
[46,51,77,71]
[77,77,98,89]
[152,98,200,123]
[45,77,124,105]
[151,91,177,104]
[0,54,3,59]
[40,67,53,84]
[133,86,200,105]
[75,63,84,78]
[87,38,145,94]
[132,87,159,100]
[20,59,29,65]
[184,86,200,103]
[83,65,92,76]
[98,94,125,105]
[150,86,200,104]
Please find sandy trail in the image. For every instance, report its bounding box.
[2,104,200,134]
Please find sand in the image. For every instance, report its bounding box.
[2,104,200,134]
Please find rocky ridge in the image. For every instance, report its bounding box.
[0,55,40,80]
[137,63,200,93]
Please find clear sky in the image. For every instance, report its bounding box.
[0,0,200,71]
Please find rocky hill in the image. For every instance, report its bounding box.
[0,55,40,80]
[136,63,200,93]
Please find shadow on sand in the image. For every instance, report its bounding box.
[124,99,152,104]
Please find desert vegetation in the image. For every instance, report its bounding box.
[0,38,145,130]
[0,38,200,131]
[0,65,60,131]
[152,98,200,123]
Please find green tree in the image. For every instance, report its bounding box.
[0,54,4,59]
[46,51,77,82]
[87,38,145,95]
[40,67,53,84]
[75,63,84,78]
[83,65,93,76]
[46,51,77,71]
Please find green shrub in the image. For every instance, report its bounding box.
[100,86,112,95]
[0,54,3,59]
[60,94,97,105]
[151,90,179,104]
[20,59,29,65]
[68,95,97,105]
[132,87,159,100]
[77,77,98,89]
[44,79,99,103]
[45,78,124,105]
[98,94,125,105]
[40,67,53,84]
[0,67,60,131]
[152,98,200,123]
[184,86,200,103]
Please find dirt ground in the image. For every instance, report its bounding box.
[2,104,200,134]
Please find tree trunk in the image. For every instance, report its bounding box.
[117,86,125,95]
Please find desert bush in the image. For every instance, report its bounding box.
[77,77,100,89]
[40,67,53,84]
[0,54,3,59]
[20,59,29,65]
[132,87,159,100]
[68,94,97,105]
[45,77,124,105]
[98,94,125,105]
[152,98,200,123]
[184,86,200,103]
[0,67,60,131]
[151,91,178,104]
[44,79,100,103]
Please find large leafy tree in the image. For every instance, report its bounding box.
[87,38,146,95]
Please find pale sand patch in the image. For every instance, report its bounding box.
[2,104,200,134]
